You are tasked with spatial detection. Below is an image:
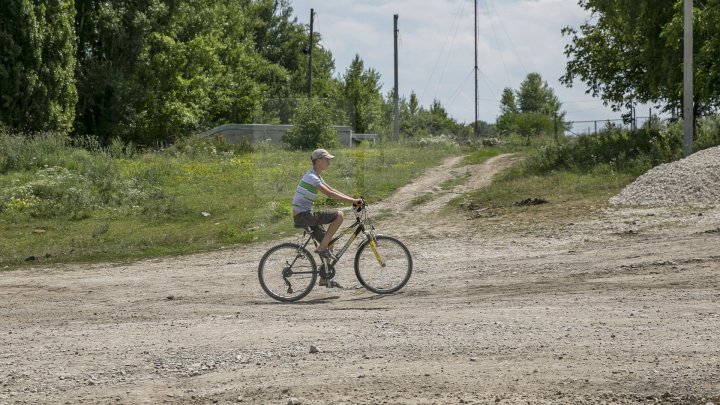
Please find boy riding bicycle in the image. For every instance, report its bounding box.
[292,149,363,286]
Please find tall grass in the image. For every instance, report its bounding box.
[0,131,462,266]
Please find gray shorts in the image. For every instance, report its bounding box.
[293,210,339,241]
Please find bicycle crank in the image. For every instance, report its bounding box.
[318,263,336,279]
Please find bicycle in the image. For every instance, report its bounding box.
[258,199,413,302]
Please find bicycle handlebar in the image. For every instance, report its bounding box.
[352,197,366,217]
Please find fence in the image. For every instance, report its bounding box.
[565,116,660,136]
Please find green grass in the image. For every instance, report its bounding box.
[450,163,638,229]
[409,193,437,206]
[0,136,463,267]
[460,149,501,165]
[439,173,471,190]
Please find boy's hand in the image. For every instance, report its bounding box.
[352,198,364,207]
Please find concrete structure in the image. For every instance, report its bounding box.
[198,124,375,147]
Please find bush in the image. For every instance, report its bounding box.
[164,135,251,161]
[0,131,70,173]
[283,97,338,150]
[525,126,684,174]
[413,134,459,148]
[2,167,95,219]
[696,115,720,151]
[0,148,176,220]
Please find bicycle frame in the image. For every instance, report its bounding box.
[299,214,367,267]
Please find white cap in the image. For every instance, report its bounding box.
[311,148,335,161]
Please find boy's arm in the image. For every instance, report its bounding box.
[318,183,361,205]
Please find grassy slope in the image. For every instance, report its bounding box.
[0,144,460,267]
[453,149,638,230]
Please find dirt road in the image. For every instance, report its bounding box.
[1,155,719,404]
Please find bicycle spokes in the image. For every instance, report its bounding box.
[354,235,412,294]
[258,243,318,302]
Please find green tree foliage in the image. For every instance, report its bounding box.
[408,92,420,117]
[282,97,338,149]
[0,0,77,133]
[500,88,518,115]
[74,0,287,144]
[471,120,495,137]
[249,0,343,124]
[517,73,562,116]
[496,73,565,138]
[399,96,463,139]
[561,0,720,115]
[343,54,383,134]
[2,0,470,144]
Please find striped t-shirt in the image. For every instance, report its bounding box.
[292,169,325,213]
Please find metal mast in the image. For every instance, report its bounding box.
[307,8,314,98]
[474,0,479,137]
[394,14,400,140]
[683,0,693,156]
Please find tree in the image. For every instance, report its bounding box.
[74,0,177,141]
[283,97,338,149]
[496,73,565,137]
[561,0,720,115]
[517,73,561,115]
[408,91,419,117]
[74,0,286,144]
[0,0,77,133]
[471,120,494,137]
[499,87,518,115]
[399,97,463,138]
[247,0,343,124]
[343,54,383,134]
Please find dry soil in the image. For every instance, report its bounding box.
[1,154,719,404]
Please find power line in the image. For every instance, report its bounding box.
[487,0,529,75]
[481,0,512,85]
[433,0,468,100]
[420,0,467,102]
[447,68,475,103]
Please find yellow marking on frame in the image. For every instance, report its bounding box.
[370,240,386,267]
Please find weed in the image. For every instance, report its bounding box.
[410,193,436,206]
[439,174,470,190]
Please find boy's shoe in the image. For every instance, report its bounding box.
[318,278,343,289]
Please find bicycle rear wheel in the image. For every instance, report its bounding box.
[354,236,412,294]
[258,243,317,302]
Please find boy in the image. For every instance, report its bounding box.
[292,149,363,284]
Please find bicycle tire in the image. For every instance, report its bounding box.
[354,235,412,294]
[258,243,317,302]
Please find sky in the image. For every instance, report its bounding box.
[289,0,659,131]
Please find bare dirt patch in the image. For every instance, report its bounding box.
[1,154,719,404]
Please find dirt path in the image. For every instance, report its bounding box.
[1,155,719,405]
[377,153,522,214]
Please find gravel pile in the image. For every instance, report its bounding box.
[610,146,720,206]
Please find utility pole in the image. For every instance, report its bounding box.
[683,0,694,157]
[393,14,400,141]
[474,0,479,138]
[307,8,315,98]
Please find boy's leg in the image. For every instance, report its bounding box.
[316,211,343,251]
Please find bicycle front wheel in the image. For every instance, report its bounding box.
[258,243,317,302]
[354,236,412,294]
